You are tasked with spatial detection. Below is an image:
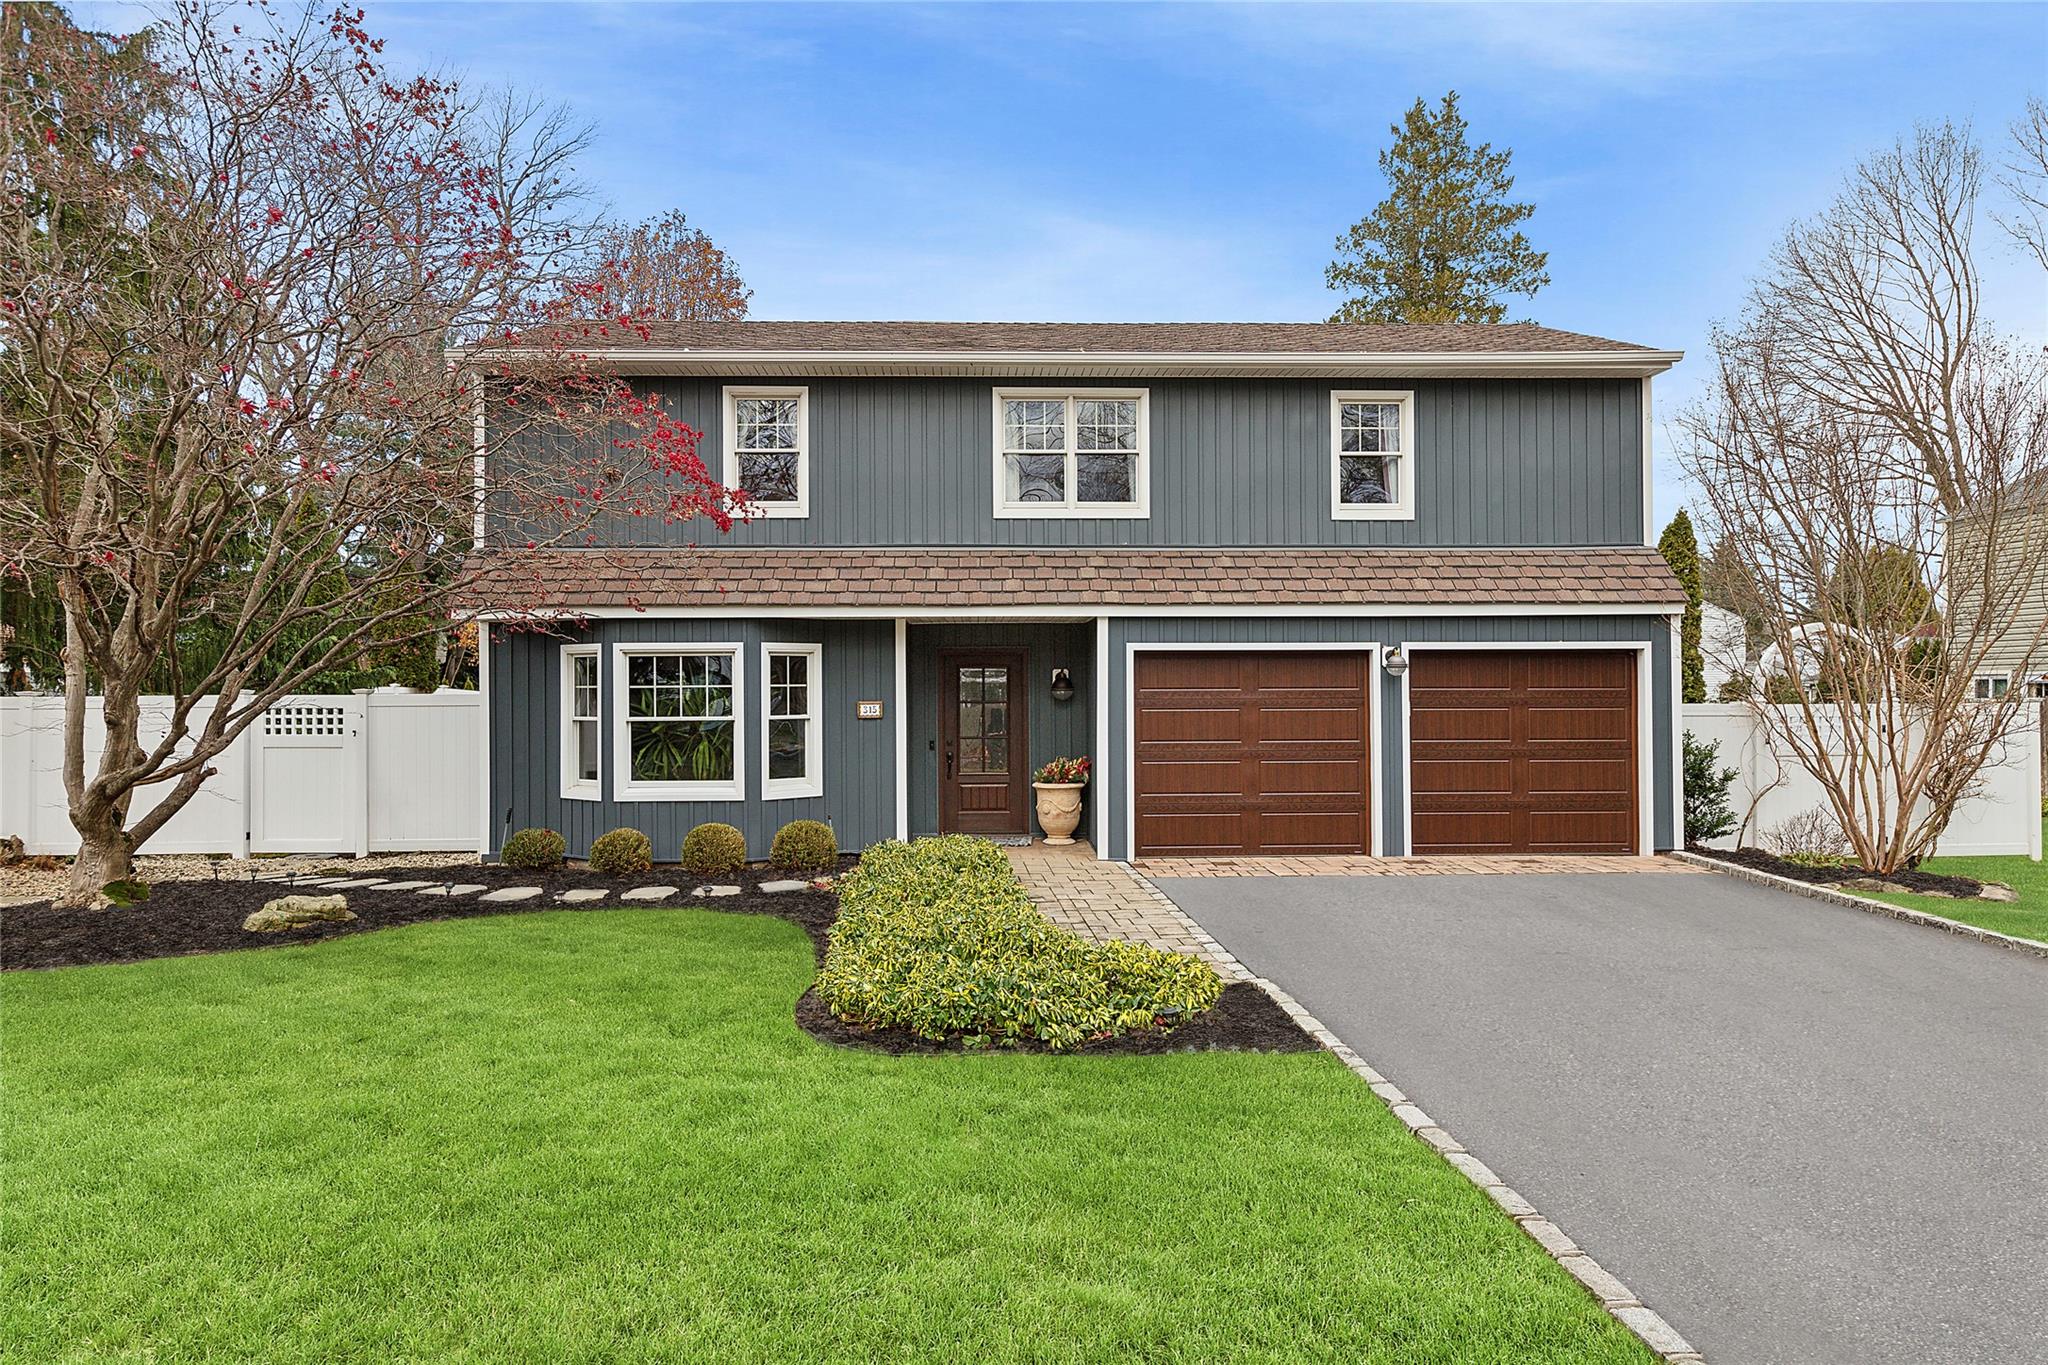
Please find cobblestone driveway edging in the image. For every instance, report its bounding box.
[1114,860,1706,1364]
[1669,850,2048,961]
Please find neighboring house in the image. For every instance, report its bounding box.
[1949,480,2048,702]
[1701,603,1748,699]
[460,321,1687,861]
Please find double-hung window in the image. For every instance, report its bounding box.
[1972,673,2012,701]
[613,644,744,799]
[724,386,808,517]
[993,389,1148,517]
[763,645,823,799]
[561,646,600,799]
[1330,390,1416,521]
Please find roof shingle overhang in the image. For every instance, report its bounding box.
[453,321,1682,380]
[458,547,1687,617]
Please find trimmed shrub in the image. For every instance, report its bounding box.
[770,819,838,870]
[1681,730,1738,845]
[589,827,653,875]
[501,827,565,870]
[817,835,1222,1050]
[681,822,747,873]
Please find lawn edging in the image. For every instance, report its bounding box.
[1669,851,2048,961]
[1112,861,1704,1365]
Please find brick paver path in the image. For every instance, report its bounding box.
[1005,843,1247,976]
[1135,853,1710,878]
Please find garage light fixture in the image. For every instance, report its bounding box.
[1050,667,1076,703]
[1381,645,1409,678]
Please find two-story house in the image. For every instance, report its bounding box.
[462,321,1687,862]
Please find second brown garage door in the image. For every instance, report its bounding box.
[1133,651,1369,856]
[1409,650,1638,855]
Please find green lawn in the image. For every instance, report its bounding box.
[1866,820,2048,945]
[1,909,1648,1364]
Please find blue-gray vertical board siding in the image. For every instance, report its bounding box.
[490,377,1644,548]
[1103,616,1674,860]
[488,618,896,860]
[906,622,1095,837]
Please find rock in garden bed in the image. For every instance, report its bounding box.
[1687,844,1991,899]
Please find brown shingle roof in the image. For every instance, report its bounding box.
[546,320,1659,355]
[459,546,1684,613]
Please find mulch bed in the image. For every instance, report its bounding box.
[2,858,1314,1056]
[1686,844,1988,899]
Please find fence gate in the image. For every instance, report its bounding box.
[247,697,366,855]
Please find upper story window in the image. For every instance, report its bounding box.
[724,386,808,518]
[993,388,1149,519]
[613,644,744,800]
[1330,389,1416,522]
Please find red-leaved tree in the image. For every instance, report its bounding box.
[1,1,738,905]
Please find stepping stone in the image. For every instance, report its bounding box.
[417,883,486,898]
[557,888,609,903]
[323,878,389,889]
[689,884,741,898]
[375,880,437,892]
[282,876,345,886]
[621,885,679,902]
[480,886,542,903]
[758,880,811,894]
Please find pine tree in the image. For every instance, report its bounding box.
[1326,92,1550,324]
[1659,511,1707,703]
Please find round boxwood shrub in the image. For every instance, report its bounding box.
[588,827,653,875]
[501,827,565,870]
[770,819,838,871]
[681,821,747,873]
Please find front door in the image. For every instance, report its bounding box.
[939,650,1029,835]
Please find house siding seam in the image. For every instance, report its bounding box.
[488,376,1644,550]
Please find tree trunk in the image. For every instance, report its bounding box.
[61,812,134,908]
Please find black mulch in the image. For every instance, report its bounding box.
[1686,844,1987,898]
[2,858,1314,1056]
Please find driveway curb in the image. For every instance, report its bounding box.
[1114,862,1705,1364]
[1669,851,2048,960]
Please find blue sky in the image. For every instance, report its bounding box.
[84,1,2048,519]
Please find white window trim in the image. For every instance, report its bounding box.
[1973,672,2012,701]
[762,643,824,800]
[991,387,1150,520]
[723,385,809,519]
[1330,389,1416,522]
[561,645,601,801]
[610,642,746,801]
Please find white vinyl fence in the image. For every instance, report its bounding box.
[0,690,480,858]
[1683,703,2043,859]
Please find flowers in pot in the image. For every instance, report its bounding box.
[1031,755,1091,845]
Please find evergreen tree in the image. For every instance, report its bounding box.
[1660,511,1706,703]
[1326,92,1550,324]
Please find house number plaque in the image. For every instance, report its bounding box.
[856,701,885,720]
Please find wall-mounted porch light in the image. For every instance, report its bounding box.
[1381,645,1409,678]
[1049,667,1076,703]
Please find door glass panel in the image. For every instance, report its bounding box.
[956,667,1010,775]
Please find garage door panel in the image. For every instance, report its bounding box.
[1413,707,1513,742]
[1410,650,1637,856]
[1134,652,1369,856]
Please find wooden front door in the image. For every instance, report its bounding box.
[939,650,1029,835]
[1408,650,1638,855]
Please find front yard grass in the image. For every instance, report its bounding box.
[2,908,1650,1363]
[1865,819,2048,945]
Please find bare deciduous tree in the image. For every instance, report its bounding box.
[1,2,737,905]
[583,209,749,321]
[1680,120,2048,874]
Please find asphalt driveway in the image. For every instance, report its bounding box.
[1152,870,2048,1365]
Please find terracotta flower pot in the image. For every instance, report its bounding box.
[1032,781,1085,845]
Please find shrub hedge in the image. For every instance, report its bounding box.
[817,835,1222,1050]
[770,819,838,870]
[682,822,747,873]
[588,827,653,875]
[501,827,565,870]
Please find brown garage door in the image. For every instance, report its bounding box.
[1133,652,1370,856]
[1409,650,1637,855]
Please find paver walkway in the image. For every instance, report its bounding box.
[1136,853,1708,878]
[1004,842,1243,974]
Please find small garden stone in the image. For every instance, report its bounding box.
[622,886,679,902]
[417,884,485,898]
[480,887,542,903]
[758,879,810,894]
[322,878,389,889]
[1980,882,2018,903]
[689,884,741,898]
[243,894,355,933]
[557,888,608,903]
